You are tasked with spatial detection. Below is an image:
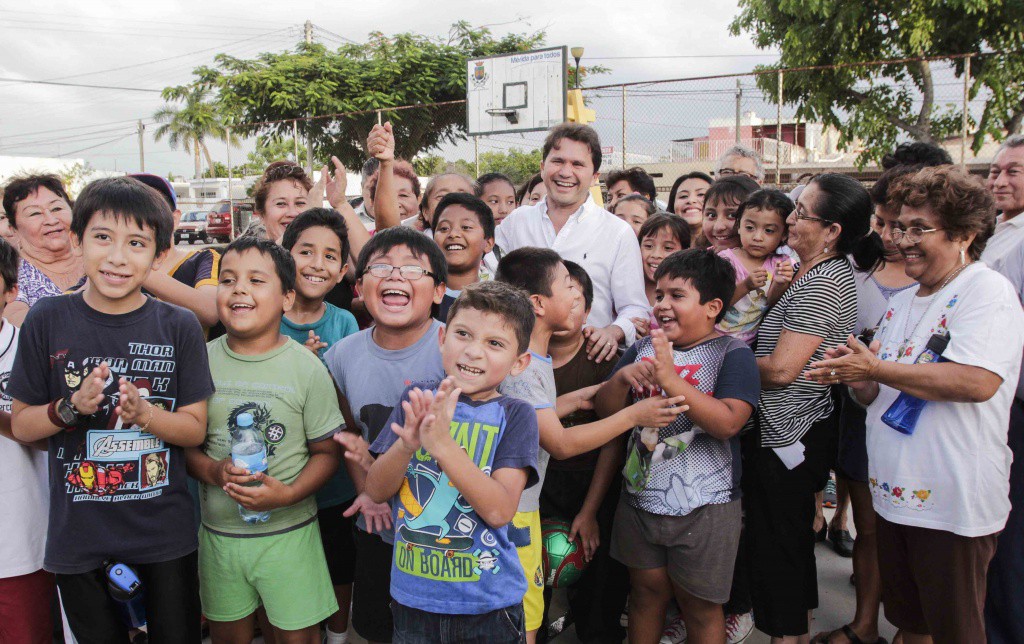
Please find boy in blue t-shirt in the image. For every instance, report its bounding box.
[597,248,760,643]
[280,208,360,644]
[431,192,495,323]
[366,281,540,643]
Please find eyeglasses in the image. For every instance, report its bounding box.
[792,205,830,224]
[717,168,758,179]
[891,226,942,244]
[363,263,436,280]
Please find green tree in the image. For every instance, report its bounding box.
[240,136,307,175]
[153,84,238,178]
[183,23,603,169]
[412,148,541,183]
[202,161,230,178]
[731,0,1024,165]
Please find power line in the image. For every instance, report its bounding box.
[1,118,149,140]
[0,25,272,41]
[0,8,284,29]
[311,24,358,45]
[0,77,163,93]
[0,16,274,35]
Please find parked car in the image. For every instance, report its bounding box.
[174,210,210,244]
[206,200,255,243]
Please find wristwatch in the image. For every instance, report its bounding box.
[48,396,81,429]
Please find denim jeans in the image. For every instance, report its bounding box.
[392,601,525,643]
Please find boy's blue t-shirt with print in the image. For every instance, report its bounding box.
[370,383,539,615]
[280,302,359,508]
[609,334,759,517]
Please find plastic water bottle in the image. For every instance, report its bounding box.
[230,412,271,523]
[105,560,146,629]
[882,332,950,435]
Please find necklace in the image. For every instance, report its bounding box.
[896,262,971,356]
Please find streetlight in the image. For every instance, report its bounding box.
[571,46,584,89]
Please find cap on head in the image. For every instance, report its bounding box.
[130,173,177,211]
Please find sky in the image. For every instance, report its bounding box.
[0,0,779,178]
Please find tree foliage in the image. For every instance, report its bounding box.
[185,23,552,170]
[414,148,543,184]
[730,0,1024,165]
[153,84,238,178]
[238,136,307,176]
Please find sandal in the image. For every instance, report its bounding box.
[812,624,888,644]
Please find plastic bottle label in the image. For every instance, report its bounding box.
[232,450,267,474]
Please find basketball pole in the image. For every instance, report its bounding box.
[474,136,480,176]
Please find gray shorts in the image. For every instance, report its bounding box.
[610,497,741,604]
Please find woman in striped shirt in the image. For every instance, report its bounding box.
[744,174,884,641]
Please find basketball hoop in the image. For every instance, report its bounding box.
[485,108,521,124]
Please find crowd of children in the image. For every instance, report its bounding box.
[0,121,1021,644]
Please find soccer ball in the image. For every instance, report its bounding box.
[541,518,589,588]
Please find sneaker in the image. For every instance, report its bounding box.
[823,478,838,508]
[659,614,688,644]
[725,611,754,643]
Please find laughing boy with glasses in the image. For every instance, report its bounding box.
[323,225,449,643]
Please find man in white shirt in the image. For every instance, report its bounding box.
[982,133,1024,644]
[496,124,649,361]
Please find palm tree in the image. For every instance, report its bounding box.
[153,84,238,179]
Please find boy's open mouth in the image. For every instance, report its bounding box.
[381,288,411,309]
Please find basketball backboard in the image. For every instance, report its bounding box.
[466,46,567,136]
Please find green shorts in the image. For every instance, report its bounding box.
[199,522,338,631]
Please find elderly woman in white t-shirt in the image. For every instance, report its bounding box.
[808,165,1024,643]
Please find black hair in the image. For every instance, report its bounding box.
[606,167,657,201]
[433,192,495,240]
[542,123,602,173]
[666,171,713,215]
[223,235,297,293]
[0,237,18,292]
[736,189,795,225]
[881,142,953,170]
[281,208,351,265]
[474,172,516,198]
[517,173,544,205]
[355,225,447,286]
[361,157,380,181]
[2,174,72,230]
[654,248,736,323]
[612,194,658,218]
[807,173,884,271]
[563,260,593,311]
[638,213,691,248]
[446,280,535,354]
[703,175,760,209]
[496,246,563,297]
[71,177,173,254]
[870,165,921,207]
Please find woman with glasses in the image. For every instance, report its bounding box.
[745,173,884,642]
[808,166,1024,643]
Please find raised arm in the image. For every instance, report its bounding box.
[367,123,402,231]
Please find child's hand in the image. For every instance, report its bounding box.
[70,362,109,415]
[745,267,769,291]
[367,122,395,162]
[419,379,460,454]
[631,316,650,338]
[214,458,258,488]
[627,394,689,428]
[570,384,601,413]
[391,387,431,453]
[224,471,295,512]
[334,431,374,473]
[304,330,328,356]
[324,156,349,210]
[649,329,678,387]
[568,510,600,562]
[115,377,152,427]
[615,361,658,395]
[344,491,393,533]
[775,260,795,285]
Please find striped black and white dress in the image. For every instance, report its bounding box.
[755,256,857,447]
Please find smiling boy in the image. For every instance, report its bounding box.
[432,192,495,322]
[365,280,539,643]
[9,176,215,642]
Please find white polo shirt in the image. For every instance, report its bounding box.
[982,211,1024,274]
[496,195,650,344]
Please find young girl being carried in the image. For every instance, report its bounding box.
[717,189,796,345]
[630,213,691,337]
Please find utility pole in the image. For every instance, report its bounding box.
[735,79,742,144]
[137,120,145,172]
[305,20,314,174]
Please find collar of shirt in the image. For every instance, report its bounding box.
[535,194,600,245]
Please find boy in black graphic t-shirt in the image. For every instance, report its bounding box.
[9,177,214,643]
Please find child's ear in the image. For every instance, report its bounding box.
[483,236,495,255]
[69,232,84,257]
[529,293,545,319]
[282,289,296,314]
[3,284,19,306]
[706,297,724,321]
[509,351,532,377]
[432,280,446,305]
[437,324,446,349]
[151,246,170,272]
[336,262,349,284]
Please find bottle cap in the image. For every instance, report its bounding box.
[236,413,254,427]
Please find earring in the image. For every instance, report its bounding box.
[960,246,966,264]
[823,246,829,254]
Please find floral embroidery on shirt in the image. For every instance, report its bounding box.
[869,477,934,512]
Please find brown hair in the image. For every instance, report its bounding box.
[887,165,996,261]
[542,123,602,172]
[364,159,421,201]
[446,280,534,354]
[2,174,72,229]
[253,161,313,214]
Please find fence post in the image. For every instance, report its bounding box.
[776,69,783,186]
[292,120,299,162]
[621,85,627,168]
[961,55,972,168]
[474,136,480,176]
[226,126,234,238]
[735,79,742,144]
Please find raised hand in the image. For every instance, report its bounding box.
[615,360,659,395]
[806,334,882,386]
[418,378,460,454]
[324,156,349,209]
[70,362,109,415]
[628,394,689,428]
[367,122,395,162]
[115,377,151,427]
[304,330,328,356]
[333,431,374,473]
[649,328,678,387]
